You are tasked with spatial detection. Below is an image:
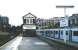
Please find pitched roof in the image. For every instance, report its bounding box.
[23,13,36,18]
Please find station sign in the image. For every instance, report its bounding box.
[60,17,69,27]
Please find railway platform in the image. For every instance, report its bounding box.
[0,35,78,50]
[0,36,52,50]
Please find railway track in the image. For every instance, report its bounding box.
[0,38,11,47]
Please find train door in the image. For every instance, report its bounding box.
[69,30,72,41]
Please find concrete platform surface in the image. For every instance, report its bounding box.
[0,36,54,50]
[18,37,53,50]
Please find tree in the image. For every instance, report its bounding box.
[54,22,60,28]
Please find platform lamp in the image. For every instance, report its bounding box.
[56,5,74,43]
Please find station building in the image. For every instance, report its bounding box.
[22,13,37,37]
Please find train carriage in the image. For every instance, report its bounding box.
[36,28,78,42]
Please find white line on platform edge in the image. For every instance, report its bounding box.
[0,36,22,50]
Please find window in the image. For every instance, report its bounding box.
[59,30,60,34]
[24,19,26,24]
[33,19,35,23]
[73,31,78,36]
[49,31,51,33]
[66,31,68,35]
[46,31,50,37]
[41,31,44,36]
[61,31,63,35]
[51,31,53,34]
[72,19,75,24]
[26,19,29,24]
[30,19,33,24]
[55,31,58,34]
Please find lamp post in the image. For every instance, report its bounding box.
[56,5,74,43]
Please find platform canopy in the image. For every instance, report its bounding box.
[56,5,74,16]
[23,25,36,29]
[56,5,74,8]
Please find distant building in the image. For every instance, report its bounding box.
[36,17,61,29]
[52,17,60,25]
[69,14,78,27]
[0,15,9,31]
[35,18,43,26]
[36,18,45,28]
[22,13,37,36]
[59,14,78,28]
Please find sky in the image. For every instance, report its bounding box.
[0,0,78,26]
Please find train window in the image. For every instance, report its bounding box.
[40,31,44,36]
[66,31,68,35]
[59,30,60,34]
[45,31,47,36]
[45,31,50,37]
[56,31,58,34]
[61,31,63,35]
[47,31,50,37]
[48,31,50,37]
[73,31,78,36]
[41,31,44,33]
[50,31,52,34]
[51,31,53,34]
[53,31,55,34]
